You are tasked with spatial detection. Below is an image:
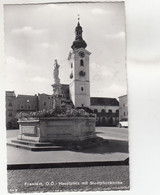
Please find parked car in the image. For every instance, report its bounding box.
[119,119,128,128]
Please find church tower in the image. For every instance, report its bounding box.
[68,19,91,108]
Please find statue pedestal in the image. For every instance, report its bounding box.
[51,83,63,111]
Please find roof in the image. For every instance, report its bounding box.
[118,94,127,98]
[6,91,16,97]
[38,93,50,97]
[17,94,37,99]
[90,97,119,106]
[71,21,87,50]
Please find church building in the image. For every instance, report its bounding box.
[68,20,91,108]
[67,20,119,126]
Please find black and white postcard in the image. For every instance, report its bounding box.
[4,1,129,193]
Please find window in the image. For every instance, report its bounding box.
[8,102,12,106]
[44,102,47,106]
[109,109,112,113]
[71,63,73,68]
[28,106,30,110]
[94,109,98,113]
[81,87,84,92]
[70,72,73,79]
[124,112,126,116]
[82,104,84,107]
[80,59,84,66]
[101,109,105,113]
[123,103,125,107]
[8,112,12,117]
[21,105,24,109]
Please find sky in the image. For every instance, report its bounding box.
[4,2,126,99]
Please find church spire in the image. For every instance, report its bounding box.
[71,15,87,50]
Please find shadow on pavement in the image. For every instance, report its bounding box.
[73,139,129,154]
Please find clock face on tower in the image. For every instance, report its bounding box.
[79,51,85,58]
[79,70,86,77]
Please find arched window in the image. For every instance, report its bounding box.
[70,71,73,79]
[80,59,84,66]
[109,109,112,113]
[101,109,105,113]
[94,109,98,113]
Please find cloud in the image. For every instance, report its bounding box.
[11,26,46,35]
[90,61,127,98]
[28,76,48,83]
[5,56,52,95]
[5,56,40,77]
[105,31,125,39]
[5,56,28,70]
[5,56,31,91]
[91,8,108,15]
[90,62,113,79]
[128,56,160,65]
[37,4,66,12]
[35,42,52,49]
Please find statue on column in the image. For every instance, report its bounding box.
[53,59,60,84]
[52,59,62,112]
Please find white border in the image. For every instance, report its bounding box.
[1,0,160,195]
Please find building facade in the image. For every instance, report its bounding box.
[16,94,38,112]
[90,97,119,126]
[6,90,119,129]
[119,95,128,121]
[5,92,38,129]
[5,91,17,129]
[68,21,91,108]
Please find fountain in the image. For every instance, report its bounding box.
[14,60,97,150]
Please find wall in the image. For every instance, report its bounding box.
[16,95,38,111]
[90,105,119,113]
[5,91,17,128]
[38,94,52,111]
[119,95,128,121]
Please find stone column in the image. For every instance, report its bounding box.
[51,59,63,112]
[52,83,62,112]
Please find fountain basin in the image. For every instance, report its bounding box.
[18,116,96,143]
